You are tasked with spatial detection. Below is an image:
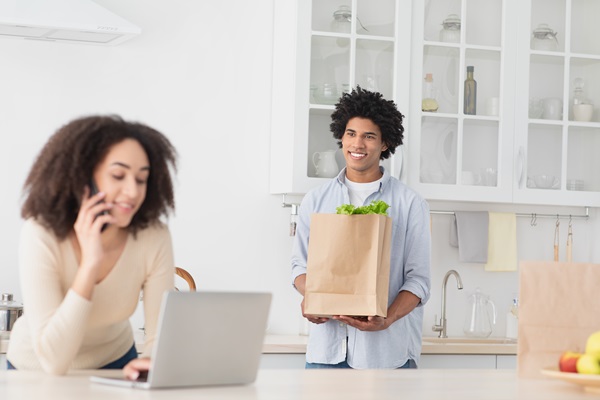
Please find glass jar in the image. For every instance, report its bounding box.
[331,5,351,34]
[572,77,589,106]
[531,23,558,51]
[440,14,461,43]
[572,77,594,122]
[319,83,339,105]
[422,73,439,112]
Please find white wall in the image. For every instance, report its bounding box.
[0,0,301,334]
[426,200,598,338]
[0,0,597,339]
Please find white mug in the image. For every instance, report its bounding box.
[486,97,499,116]
[543,97,563,120]
[461,171,481,185]
[481,168,497,187]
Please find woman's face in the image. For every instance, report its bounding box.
[93,139,150,229]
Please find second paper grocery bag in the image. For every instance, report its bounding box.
[518,261,600,378]
[304,213,392,317]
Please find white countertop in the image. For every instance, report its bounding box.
[261,334,517,355]
[0,368,593,399]
[1,334,518,356]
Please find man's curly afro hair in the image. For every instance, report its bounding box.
[330,86,404,160]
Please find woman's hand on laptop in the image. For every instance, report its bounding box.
[123,357,151,380]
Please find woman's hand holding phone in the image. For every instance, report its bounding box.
[89,180,110,232]
[72,185,114,293]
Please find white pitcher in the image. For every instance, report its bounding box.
[312,150,339,178]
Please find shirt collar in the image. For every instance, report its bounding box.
[336,166,391,192]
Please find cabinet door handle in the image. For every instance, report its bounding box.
[517,146,525,189]
[397,145,404,180]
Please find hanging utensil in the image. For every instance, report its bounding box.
[566,216,573,262]
[554,216,560,262]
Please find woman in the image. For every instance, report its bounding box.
[6,115,177,377]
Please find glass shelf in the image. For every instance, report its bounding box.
[356,39,394,97]
[422,45,460,114]
[530,0,566,53]
[526,124,562,190]
[312,0,395,37]
[420,116,457,185]
[529,54,564,108]
[465,0,502,47]
[567,126,600,192]
[571,0,600,55]
[462,120,499,187]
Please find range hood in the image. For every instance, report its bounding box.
[0,0,141,45]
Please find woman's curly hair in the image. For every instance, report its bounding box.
[330,86,404,160]
[21,115,178,240]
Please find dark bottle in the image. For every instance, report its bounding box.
[464,66,477,115]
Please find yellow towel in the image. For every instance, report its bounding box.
[484,212,517,271]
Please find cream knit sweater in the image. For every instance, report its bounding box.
[7,219,175,375]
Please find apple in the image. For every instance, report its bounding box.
[559,351,582,373]
[586,330,600,357]
[577,354,600,375]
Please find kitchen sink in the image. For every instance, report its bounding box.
[422,337,517,344]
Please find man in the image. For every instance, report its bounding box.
[291,86,431,369]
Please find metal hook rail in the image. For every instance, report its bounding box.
[429,207,590,226]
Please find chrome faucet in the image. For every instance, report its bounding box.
[432,269,464,338]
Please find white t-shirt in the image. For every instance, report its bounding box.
[344,176,383,206]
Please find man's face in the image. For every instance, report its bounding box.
[341,117,387,183]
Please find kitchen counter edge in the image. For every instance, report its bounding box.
[1,335,518,356]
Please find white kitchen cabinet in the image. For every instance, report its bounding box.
[419,354,497,369]
[512,0,600,206]
[408,0,600,207]
[269,0,412,195]
[260,354,305,369]
[496,355,517,369]
[407,0,517,203]
[272,0,600,204]
[420,354,517,369]
[260,353,515,370]
[0,354,6,370]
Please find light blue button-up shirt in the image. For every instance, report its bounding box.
[291,167,431,368]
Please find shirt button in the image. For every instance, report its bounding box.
[339,323,345,327]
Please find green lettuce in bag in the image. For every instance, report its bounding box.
[336,200,390,216]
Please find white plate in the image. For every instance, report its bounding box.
[541,367,600,394]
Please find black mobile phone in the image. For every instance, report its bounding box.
[90,179,109,232]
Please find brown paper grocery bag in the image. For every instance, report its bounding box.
[518,261,600,378]
[304,213,392,317]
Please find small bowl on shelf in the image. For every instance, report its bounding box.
[567,179,584,191]
[314,83,340,105]
[573,104,594,122]
[533,174,559,189]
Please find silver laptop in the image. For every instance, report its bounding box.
[90,291,271,389]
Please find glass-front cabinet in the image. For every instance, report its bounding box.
[409,0,600,207]
[272,0,599,206]
[513,0,600,206]
[270,0,410,195]
[407,0,517,203]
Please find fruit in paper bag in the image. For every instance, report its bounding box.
[576,354,600,375]
[558,351,582,373]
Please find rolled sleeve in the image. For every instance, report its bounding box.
[400,198,432,306]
